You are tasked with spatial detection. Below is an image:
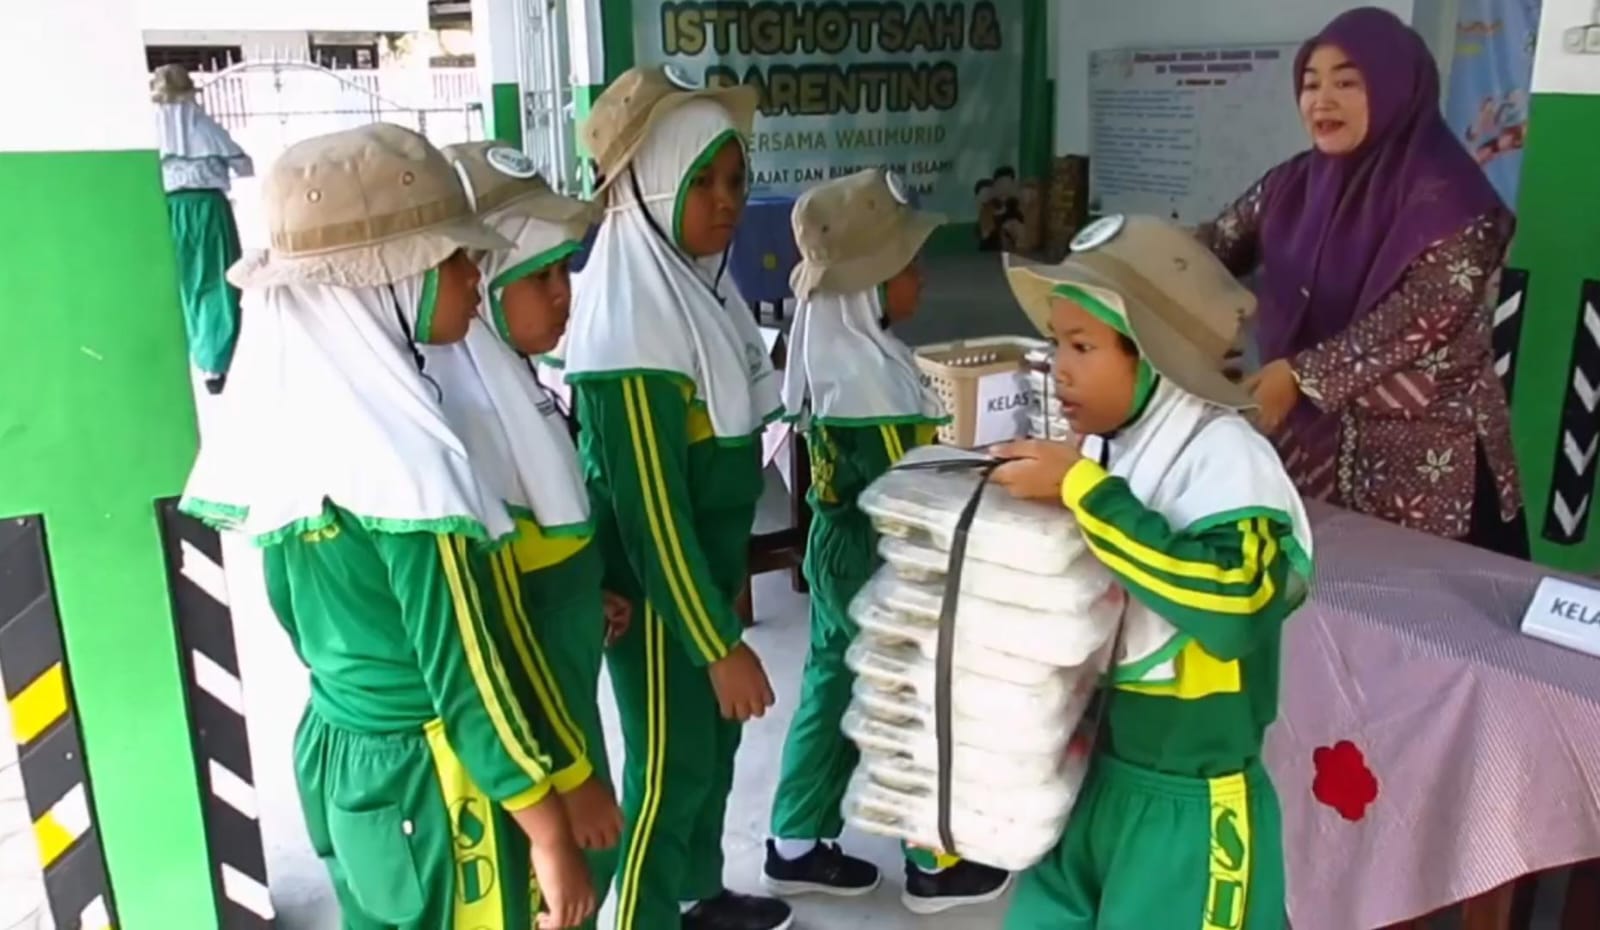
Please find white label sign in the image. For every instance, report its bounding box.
[973,370,1032,448]
[1521,576,1600,659]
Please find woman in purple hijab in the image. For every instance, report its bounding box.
[1200,6,1525,556]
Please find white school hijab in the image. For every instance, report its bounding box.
[782,288,946,427]
[420,209,591,537]
[182,266,518,544]
[1080,379,1314,685]
[558,99,781,438]
[155,101,253,170]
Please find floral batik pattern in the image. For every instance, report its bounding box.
[1199,184,1522,541]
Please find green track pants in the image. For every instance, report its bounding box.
[295,708,536,930]
[1004,756,1283,930]
[768,512,946,871]
[165,189,241,377]
[605,503,754,929]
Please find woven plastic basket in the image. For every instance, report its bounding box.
[915,336,1050,447]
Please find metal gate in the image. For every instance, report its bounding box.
[516,0,581,193]
[195,59,486,247]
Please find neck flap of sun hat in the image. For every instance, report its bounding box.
[1079,376,1315,689]
[782,288,946,428]
[181,268,520,545]
[419,320,592,538]
[154,98,248,163]
[782,169,947,429]
[556,98,781,440]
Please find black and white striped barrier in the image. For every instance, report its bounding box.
[1493,268,1529,403]
[157,500,274,929]
[1,515,117,930]
[1542,280,1600,544]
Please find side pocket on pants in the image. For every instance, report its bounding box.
[327,803,426,924]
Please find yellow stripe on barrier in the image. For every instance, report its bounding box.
[11,663,67,745]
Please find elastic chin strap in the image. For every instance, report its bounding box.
[1128,360,1157,422]
[387,282,443,403]
[1095,369,1161,453]
[626,164,731,305]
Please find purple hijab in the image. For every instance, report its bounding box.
[1257,7,1505,363]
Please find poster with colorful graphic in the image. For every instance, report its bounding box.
[632,2,1026,237]
[1443,0,1542,209]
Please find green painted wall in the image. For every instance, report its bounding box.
[1508,92,1600,570]
[0,150,213,926]
[490,81,524,148]
[600,0,636,81]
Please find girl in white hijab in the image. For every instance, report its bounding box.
[764,169,1015,913]
[182,123,595,929]
[437,141,627,930]
[556,65,791,930]
[150,64,253,393]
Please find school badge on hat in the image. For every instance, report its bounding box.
[485,145,538,179]
[1070,214,1126,252]
[885,170,914,206]
[663,63,702,90]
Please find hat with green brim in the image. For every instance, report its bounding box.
[1003,213,1256,410]
[229,123,512,289]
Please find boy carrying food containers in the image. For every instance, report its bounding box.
[992,214,1314,930]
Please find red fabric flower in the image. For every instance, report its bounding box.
[1312,740,1379,822]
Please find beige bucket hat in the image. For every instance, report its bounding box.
[441,141,597,236]
[150,64,197,103]
[1005,214,1257,409]
[789,168,946,303]
[230,123,512,289]
[582,64,759,196]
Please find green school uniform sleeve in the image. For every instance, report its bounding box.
[811,423,918,509]
[261,546,304,657]
[374,530,556,810]
[576,375,744,666]
[1061,460,1303,661]
[483,545,595,794]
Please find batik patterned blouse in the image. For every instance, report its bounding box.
[1198,179,1522,541]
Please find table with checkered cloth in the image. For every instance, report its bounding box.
[1266,503,1600,929]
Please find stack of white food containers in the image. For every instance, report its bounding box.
[1025,346,1073,441]
[841,446,1121,871]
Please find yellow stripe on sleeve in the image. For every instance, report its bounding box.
[436,536,550,782]
[619,379,719,662]
[489,549,586,762]
[1083,519,1280,616]
[623,378,729,661]
[1076,491,1272,587]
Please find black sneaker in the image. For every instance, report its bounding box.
[204,375,226,396]
[902,859,1012,915]
[762,840,882,897]
[681,891,794,930]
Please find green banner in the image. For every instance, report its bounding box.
[633,1,1025,227]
